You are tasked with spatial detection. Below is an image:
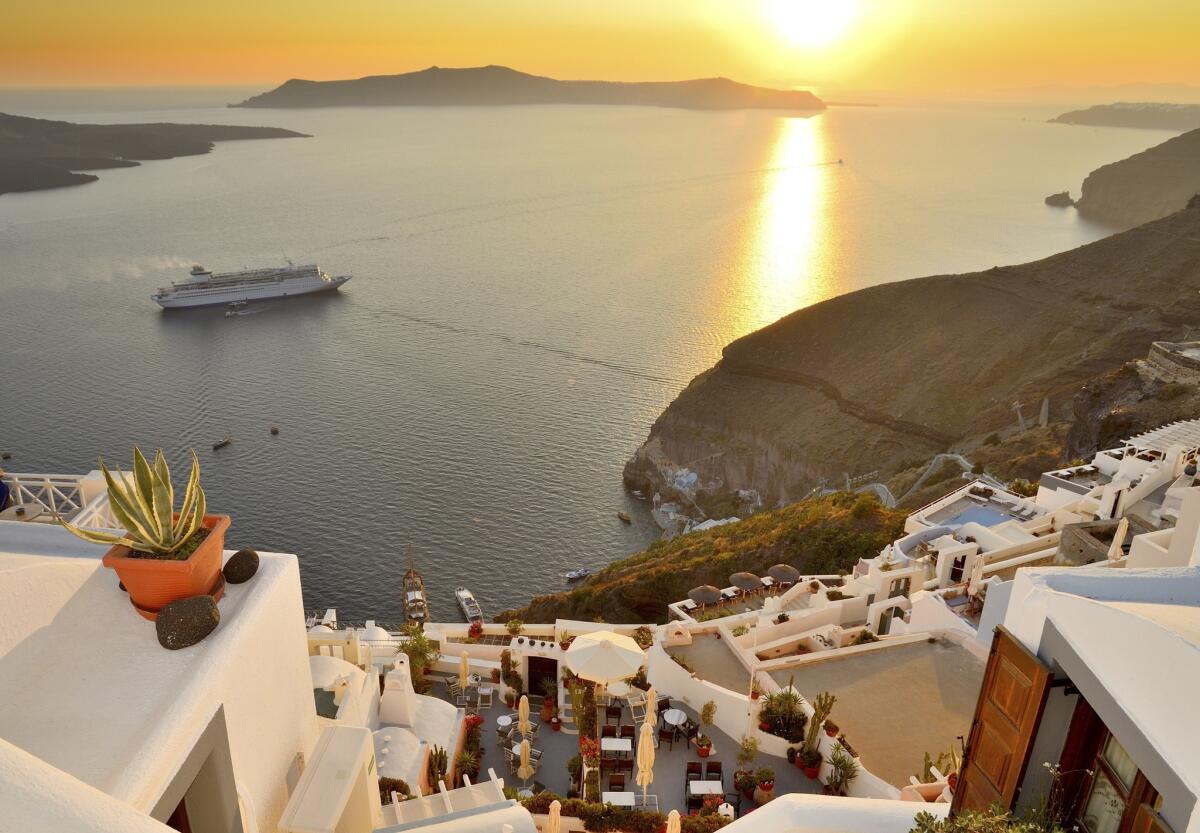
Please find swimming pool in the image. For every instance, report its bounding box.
[943,506,1012,527]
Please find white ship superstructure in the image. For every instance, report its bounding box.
[151,262,351,309]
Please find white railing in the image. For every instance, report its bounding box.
[2,472,120,531]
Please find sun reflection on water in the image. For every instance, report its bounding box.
[729,115,832,336]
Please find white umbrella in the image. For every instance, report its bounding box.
[636,721,656,802]
[518,694,532,736]
[665,809,681,833]
[458,651,470,691]
[967,556,986,597]
[1107,517,1130,562]
[517,738,535,786]
[565,630,645,684]
[546,800,562,833]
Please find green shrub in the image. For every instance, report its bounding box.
[850,629,879,646]
[910,807,1063,833]
[1008,479,1038,497]
[378,777,411,805]
[1159,382,1191,401]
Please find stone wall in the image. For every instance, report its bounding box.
[1147,342,1200,384]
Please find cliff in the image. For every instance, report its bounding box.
[233,65,824,111]
[0,112,308,196]
[1074,127,1200,227]
[624,203,1200,508]
[1050,102,1200,131]
[496,492,904,624]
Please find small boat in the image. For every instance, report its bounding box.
[212,437,232,450]
[564,568,592,582]
[227,300,247,309]
[402,552,428,625]
[270,425,280,435]
[455,587,484,625]
[617,511,632,524]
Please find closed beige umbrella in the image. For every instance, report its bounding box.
[1107,516,1130,562]
[546,799,562,833]
[517,738,535,786]
[665,809,681,833]
[645,685,658,725]
[458,651,470,691]
[518,694,532,736]
[636,721,656,803]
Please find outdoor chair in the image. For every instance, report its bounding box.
[477,687,493,708]
[619,759,633,773]
[686,794,705,813]
[686,761,702,781]
[601,725,617,738]
[705,761,722,782]
[619,725,635,739]
[656,697,671,715]
[495,726,513,745]
[657,726,675,750]
[608,772,626,791]
[445,679,462,697]
[637,795,659,810]
[680,720,700,745]
[605,705,623,725]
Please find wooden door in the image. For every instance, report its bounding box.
[1129,804,1172,833]
[952,626,1052,814]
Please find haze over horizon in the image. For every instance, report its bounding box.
[5,0,1199,101]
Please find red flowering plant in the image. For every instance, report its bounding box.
[579,735,600,767]
[468,621,483,639]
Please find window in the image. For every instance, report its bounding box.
[1076,731,1157,833]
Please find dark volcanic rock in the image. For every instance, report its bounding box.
[156,595,220,650]
[1045,191,1074,207]
[223,549,260,584]
[1075,127,1200,227]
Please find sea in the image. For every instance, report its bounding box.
[0,87,1175,620]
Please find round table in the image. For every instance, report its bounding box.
[607,681,631,698]
[662,708,687,727]
[468,673,483,686]
[0,503,45,522]
[496,714,513,729]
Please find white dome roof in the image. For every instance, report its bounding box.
[308,624,334,635]
[364,625,393,643]
[309,654,364,690]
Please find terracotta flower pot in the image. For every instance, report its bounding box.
[551,718,562,732]
[804,764,820,779]
[697,744,712,758]
[753,785,775,805]
[102,513,231,621]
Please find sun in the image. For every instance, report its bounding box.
[763,0,861,49]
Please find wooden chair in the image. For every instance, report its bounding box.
[619,758,634,773]
[601,725,617,738]
[619,724,635,739]
[657,726,675,750]
[656,697,671,717]
[680,720,700,745]
[686,794,705,813]
[605,705,623,726]
[705,761,722,782]
[685,761,702,782]
[608,772,626,792]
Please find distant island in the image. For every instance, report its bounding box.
[232,64,825,111]
[1050,102,1200,131]
[0,112,308,196]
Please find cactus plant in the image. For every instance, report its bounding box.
[61,447,206,558]
[428,745,448,786]
[803,692,836,754]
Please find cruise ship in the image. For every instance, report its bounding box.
[151,262,351,309]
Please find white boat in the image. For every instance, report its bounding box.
[455,587,484,625]
[152,262,351,309]
[564,568,592,582]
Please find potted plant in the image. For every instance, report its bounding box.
[753,767,776,804]
[775,612,790,624]
[800,747,823,779]
[695,700,716,757]
[734,770,756,800]
[695,734,713,758]
[559,632,574,651]
[490,668,501,684]
[540,680,558,721]
[550,715,561,731]
[467,621,483,639]
[61,448,230,621]
[827,746,859,796]
[506,619,524,637]
[824,719,840,738]
[786,746,797,766]
[750,680,762,701]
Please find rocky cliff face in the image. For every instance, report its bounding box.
[1076,127,1200,228]
[625,204,1200,509]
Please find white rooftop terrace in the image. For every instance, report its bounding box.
[0,522,319,830]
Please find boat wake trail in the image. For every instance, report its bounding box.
[371,309,685,386]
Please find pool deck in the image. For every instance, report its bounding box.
[769,639,984,787]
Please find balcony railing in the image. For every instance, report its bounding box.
[1,472,120,531]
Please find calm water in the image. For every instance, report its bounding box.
[0,90,1171,619]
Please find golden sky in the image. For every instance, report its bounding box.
[4,0,1198,96]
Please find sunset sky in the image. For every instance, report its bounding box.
[5,0,1198,97]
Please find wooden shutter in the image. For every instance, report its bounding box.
[952,626,1052,813]
[1129,804,1173,833]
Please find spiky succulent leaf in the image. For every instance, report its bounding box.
[100,461,160,548]
[167,478,206,554]
[172,451,202,538]
[149,449,173,537]
[131,447,161,535]
[57,522,131,548]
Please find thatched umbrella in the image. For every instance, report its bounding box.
[730,571,762,594]
[767,563,801,585]
[688,585,722,607]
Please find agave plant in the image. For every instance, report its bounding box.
[61,447,206,558]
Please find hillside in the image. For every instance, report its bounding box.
[1051,102,1200,131]
[496,492,905,624]
[1075,127,1200,227]
[623,203,1200,509]
[0,112,307,196]
[233,65,824,111]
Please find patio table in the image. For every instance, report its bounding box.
[602,792,636,806]
[0,503,44,522]
[688,780,724,796]
[662,708,687,727]
[496,715,512,729]
[600,737,632,754]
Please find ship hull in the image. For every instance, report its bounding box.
[153,275,350,309]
